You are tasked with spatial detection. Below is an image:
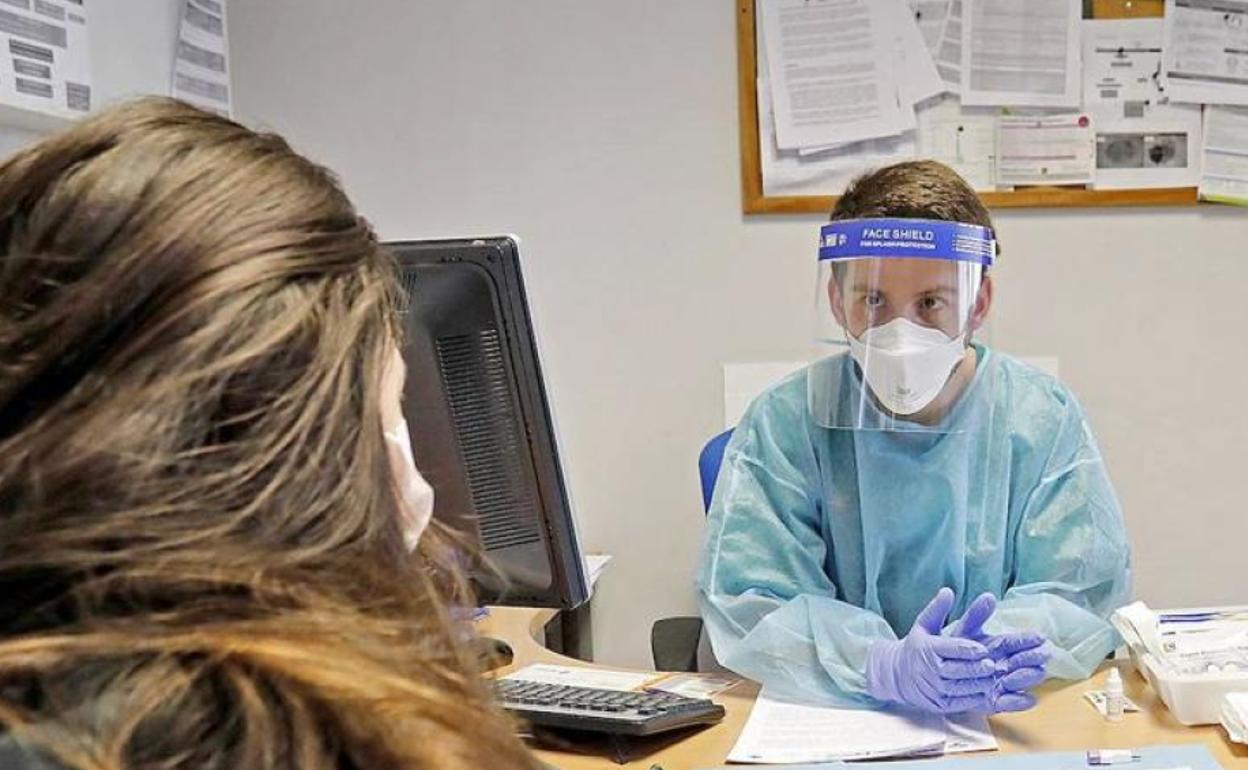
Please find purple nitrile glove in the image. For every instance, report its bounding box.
[949,592,1050,713]
[866,587,998,714]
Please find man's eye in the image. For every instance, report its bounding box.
[920,296,945,311]
[864,294,884,309]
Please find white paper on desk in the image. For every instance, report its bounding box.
[996,113,1095,187]
[1201,105,1248,205]
[759,0,908,149]
[911,0,951,54]
[647,673,741,700]
[727,690,946,764]
[758,77,918,196]
[0,0,90,118]
[172,0,231,117]
[916,95,998,190]
[961,0,1081,108]
[933,0,964,92]
[503,663,657,693]
[1162,0,1248,106]
[942,712,998,754]
[894,0,946,106]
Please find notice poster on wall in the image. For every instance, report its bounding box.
[0,0,90,118]
[172,0,230,117]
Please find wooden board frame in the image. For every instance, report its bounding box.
[738,0,1198,213]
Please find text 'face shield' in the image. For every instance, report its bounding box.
[811,218,995,432]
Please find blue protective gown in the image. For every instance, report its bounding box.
[695,346,1131,705]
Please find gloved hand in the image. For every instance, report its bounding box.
[866,587,997,714]
[947,592,1050,713]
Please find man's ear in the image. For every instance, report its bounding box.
[829,277,848,328]
[968,273,993,333]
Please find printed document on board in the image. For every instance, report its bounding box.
[759,0,909,149]
[0,0,90,118]
[934,0,965,92]
[961,0,1081,108]
[758,77,917,195]
[1200,106,1248,205]
[172,0,231,117]
[916,95,998,190]
[1083,18,1203,189]
[893,0,945,106]
[910,0,951,53]
[995,113,1096,186]
[1162,0,1248,106]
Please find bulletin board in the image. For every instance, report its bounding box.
[737,0,1200,213]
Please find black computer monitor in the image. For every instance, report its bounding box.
[386,236,589,610]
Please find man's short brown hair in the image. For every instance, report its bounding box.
[831,160,994,232]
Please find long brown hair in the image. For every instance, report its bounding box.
[0,98,538,769]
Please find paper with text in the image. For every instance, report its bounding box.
[1162,0,1248,106]
[0,0,90,118]
[961,0,1080,108]
[760,0,908,149]
[503,663,658,693]
[996,113,1095,186]
[173,0,231,117]
[727,690,946,764]
[1083,19,1203,189]
[1200,105,1248,205]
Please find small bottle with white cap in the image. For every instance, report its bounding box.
[1105,668,1125,722]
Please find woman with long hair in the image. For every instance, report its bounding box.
[0,97,540,770]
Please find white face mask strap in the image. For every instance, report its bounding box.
[383,417,435,550]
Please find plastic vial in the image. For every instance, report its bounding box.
[1105,668,1125,722]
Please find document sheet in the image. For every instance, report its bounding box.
[961,0,1081,107]
[727,690,946,764]
[1083,18,1203,188]
[995,113,1096,186]
[760,0,908,149]
[1201,106,1248,204]
[1162,0,1248,106]
[0,0,89,117]
[173,0,231,117]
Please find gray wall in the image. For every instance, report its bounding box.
[229,1,1248,669]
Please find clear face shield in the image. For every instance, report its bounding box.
[810,218,996,433]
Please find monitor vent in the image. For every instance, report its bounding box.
[436,330,542,550]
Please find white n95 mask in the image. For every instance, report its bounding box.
[383,417,435,551]
[848,317,966,415]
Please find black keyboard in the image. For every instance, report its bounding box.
[496,678,726,737]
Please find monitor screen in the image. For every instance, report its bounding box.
[386,236,588,610]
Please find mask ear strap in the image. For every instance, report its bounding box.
[383,417,435,551]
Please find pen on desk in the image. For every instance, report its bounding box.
[1158,610,1248,623]
[1087,748,1141,765]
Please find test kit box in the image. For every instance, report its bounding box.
[1114,604,1248,726]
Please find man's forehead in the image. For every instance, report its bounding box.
[849,278,961,294]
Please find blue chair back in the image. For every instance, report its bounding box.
[698,428,735,513]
